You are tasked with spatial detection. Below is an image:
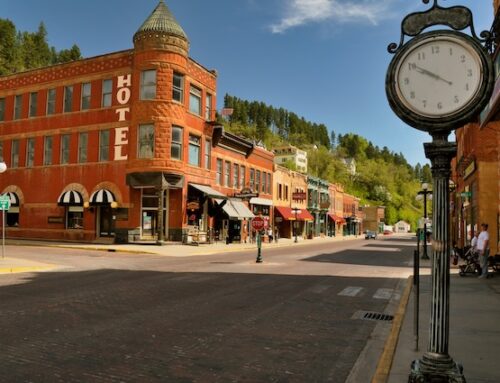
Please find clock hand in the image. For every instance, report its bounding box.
[414,65,453,86]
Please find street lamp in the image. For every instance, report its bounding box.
[291,207,301,243]
[417,183,433,260]
[0,162,7,259]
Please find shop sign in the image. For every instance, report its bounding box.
[234,188,259,199]
[463,161,476,179]
[114,74,131,161]
[320,201,330,209]
[275,217,283,223]
[292,192,306,201]
[187,201,200,211]
[47,216,64,224]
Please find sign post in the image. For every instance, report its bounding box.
[291,208,301,243]
[0,195,11,259]
[252,216,265,263]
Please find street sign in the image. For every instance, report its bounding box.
[251,216,265,231]
[0,196,10,211]
[460,192,472,198]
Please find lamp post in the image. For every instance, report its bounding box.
[0,162,7,259]
[417,183,433,260]
[291,207,300,243]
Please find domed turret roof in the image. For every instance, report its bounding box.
[134,0,188,41]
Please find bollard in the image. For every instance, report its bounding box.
[413,249,419,351]
[256,232,263,263]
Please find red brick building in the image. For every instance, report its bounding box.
[0,1,273,244]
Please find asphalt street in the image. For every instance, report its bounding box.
[0,236,415,382]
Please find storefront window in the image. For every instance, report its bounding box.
[67,206,83,229]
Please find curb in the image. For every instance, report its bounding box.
[0,265,56,274]
[371,275,413,383]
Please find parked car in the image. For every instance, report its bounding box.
[365,230,377,239]
[383,230,393,235]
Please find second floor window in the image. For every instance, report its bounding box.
[267,173,272,194]
[171,126,183,160]
[26,138,35,168]
[47,88,56,115]
[138,124,154,158]
[29,92,38,118]
[224,161,231,187]
[0,98,5,121]
[205,93,212,120]
[173,72,184,102]
[250,169,255,191]
[14,95,22,120]
[233,164,239,189]
[99,130,110,161]
[0,141,4,162]
[189,85,202,115]
[204,140,211,169]
[256,170,261,193]
[78,132,88,163]
[240,166,246,188]
[81,82,91,110]
[102,79,112,107]
[140,69,156,100]
[44,136,53,166]
[188,134,201,166]
[60,134,71,164]
[11,140,19,168]
[216,159,222,185]
[64,86,73,113]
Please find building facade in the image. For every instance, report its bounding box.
[273,145,308,173]
[363,206,386,233]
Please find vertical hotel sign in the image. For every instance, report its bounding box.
[114,74,131,160]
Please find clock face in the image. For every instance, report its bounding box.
[394,34,483,118]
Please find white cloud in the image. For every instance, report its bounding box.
[270,0,396,33]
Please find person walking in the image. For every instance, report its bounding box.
[477,223,490,279]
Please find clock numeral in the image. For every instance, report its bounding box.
[449,48,453,56]
[437,102,443,110]
[454,96,459,104]
[410,91,415,99]
[460,55,466,63]
[465,83,470,91]
[404,78,410,85]
[431,46,440,54]
[467,69,473,77]
[408,63,416,71]
[418,52,426,61]
[422,100,427,108]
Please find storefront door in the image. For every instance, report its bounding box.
[99,206,114,237]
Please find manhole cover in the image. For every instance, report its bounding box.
[352,310,394,322]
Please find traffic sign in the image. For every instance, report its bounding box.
[0,196,10,211]
[251,216,265,231]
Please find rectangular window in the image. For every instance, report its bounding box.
[205,93,212,120]
[102,79,112,107]
[256,170,261,194]
[64,86,73,113]
[171,126,183,160]
[262,172,267,194]
[81,82,91,110]
[11,140,20,168]
[78,132,88,163]
[204,140,211,169]
[278,184,282,200]
[14,94,22,120]
[29,92,38,118]
[60,134,71,164]
[267,173,271,194]
[140,69,156,100]
[173,72,184,102]
[285,185,289,200]
[99,130,110,162]
[0,98,5,121]
[138,124,154,158]
[47,88,56,115]
[250,169,255,191]
[0,142,3,162]
[188,134,201,166]
[224,161,231,187]
[240,166,245,188]
[189,85,202,115]
[26,138,35,168]
[216,158,223,185]
[233,164,239,189]
[43,136,53,166]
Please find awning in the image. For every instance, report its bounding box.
[275,206,297,220]
[328,213,346,224]
[57,190,83,206]
[190,183,228,199]
[89,189,116,205]
[249,197,273,206]
[298,209,314,221]
[215,198,255,219]
[1,192,19,206]
[126,172,184,189]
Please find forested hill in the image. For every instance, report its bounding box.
[221,93,432,229]
[0,19,82,76]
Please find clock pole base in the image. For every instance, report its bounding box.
[408,353,466,383]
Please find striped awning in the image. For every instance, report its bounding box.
[1,192,19,206]
[57,190,84,206]
[89,189,116,205]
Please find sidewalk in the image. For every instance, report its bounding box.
[384,261,500,383]
[0,255,57,274]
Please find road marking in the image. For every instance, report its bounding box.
[373,288,396,300]
[338,286,364,297]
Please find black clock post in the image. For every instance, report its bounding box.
[386,1,494,382]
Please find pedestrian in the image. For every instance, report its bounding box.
[267,227,273,243]
[470,232,478,253]
[274,226,279,243]
[477,223,490,279]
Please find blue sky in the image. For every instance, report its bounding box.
[2,0,494,165]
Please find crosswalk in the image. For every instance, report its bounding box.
[338,286,400,300]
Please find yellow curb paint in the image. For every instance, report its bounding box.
[371,275,413,383]
[0,265,56,274]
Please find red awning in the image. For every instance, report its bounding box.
[328,213,346,224]
[275,206,314,221]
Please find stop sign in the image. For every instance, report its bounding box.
[251,216,265,231]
